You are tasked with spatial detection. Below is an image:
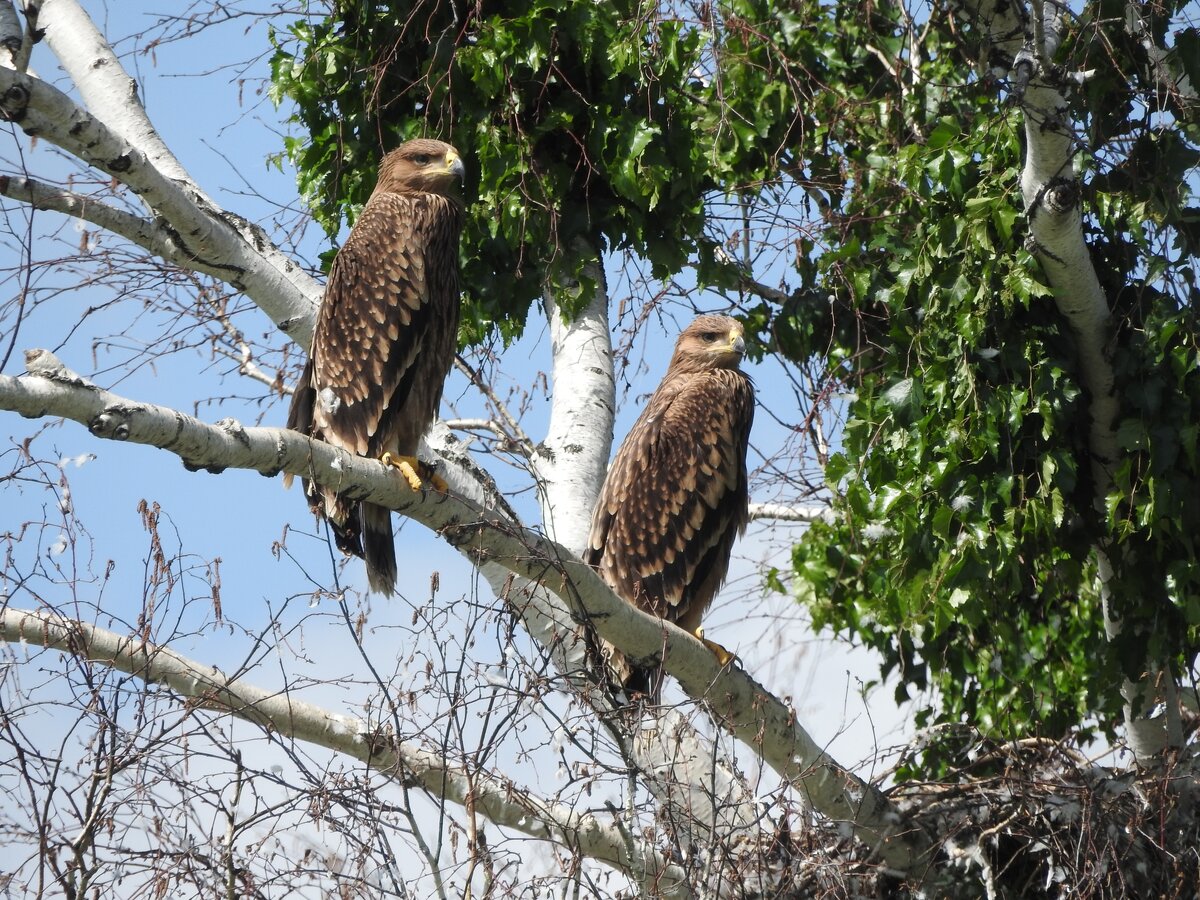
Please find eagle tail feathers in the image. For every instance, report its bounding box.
[359,502,397,597]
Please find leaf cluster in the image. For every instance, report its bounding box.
[269,0,821,344]
[776,2,1200,759]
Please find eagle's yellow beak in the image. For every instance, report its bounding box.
[444,149,465,182]
[728,328,746,356]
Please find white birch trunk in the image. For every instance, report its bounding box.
[966,0,1176,760]
[535,265,616,554]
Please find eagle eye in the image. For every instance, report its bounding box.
[701,332,719,343]
[411,153,432,165]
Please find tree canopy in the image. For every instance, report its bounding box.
[271,0,1200,758]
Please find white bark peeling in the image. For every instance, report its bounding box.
[0,363,930,874]
[0,606,688,896]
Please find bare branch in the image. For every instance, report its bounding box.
[0,356,933,874]
[0,606,688,895]
[36,0,193,183]
[748,502,833,524]
[0,66,321,346]
[452,357,534,455]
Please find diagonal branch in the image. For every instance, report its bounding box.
[0,354,934,875]
[36,0,194,184]
[0,173,270,288]
[0,605,688,896]
[0,66,321,346]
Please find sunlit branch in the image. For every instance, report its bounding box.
[443,418,510,439]
[0,66,321,346]
[36,0,193,184]
[0,606,688,896]
[0,0,26,70]
[0,173,184,259]
[0,353,933,874]
[748,502,832,524]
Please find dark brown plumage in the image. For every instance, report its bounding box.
[287,139,465,595]
[586,315,755,700]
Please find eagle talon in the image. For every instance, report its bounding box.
[695,626,738,667]
[380,452,425,491]
[417,460,449,493]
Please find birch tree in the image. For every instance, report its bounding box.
[1,0,1198,898]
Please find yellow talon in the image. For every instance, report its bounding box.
[379,453,449,493]
[695,626,737,667]
[380,452,424,491]
[414,458,449,493]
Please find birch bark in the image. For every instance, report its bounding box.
[963,0,1177,760]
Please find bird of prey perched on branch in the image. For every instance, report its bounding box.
[586,315,755,701]
[287,139,465,595]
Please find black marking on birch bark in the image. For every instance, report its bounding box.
[1023,235,1067,266]
[0,82,29,122]
[89,406,132,440]
[265,433,288,478]
[1043,177,1079,214]
[155,217,246,281]
[182,458,226,475]
[277,315,304,334]
[216,417,251,450]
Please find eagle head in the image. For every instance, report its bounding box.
[375,139,465,197]
[670,315,747,373]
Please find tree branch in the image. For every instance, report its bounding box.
[0,1,23,70]
[0,605,688,896]
[37,0,193,185]
[0,66,321,346]
[748,502,833,524]
[0,355,934,875]
[0,173,230,276]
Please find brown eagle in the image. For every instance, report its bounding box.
[287,139,465,595]
[586,315,755,700]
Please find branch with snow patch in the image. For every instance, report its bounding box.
[0,353,933,876]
